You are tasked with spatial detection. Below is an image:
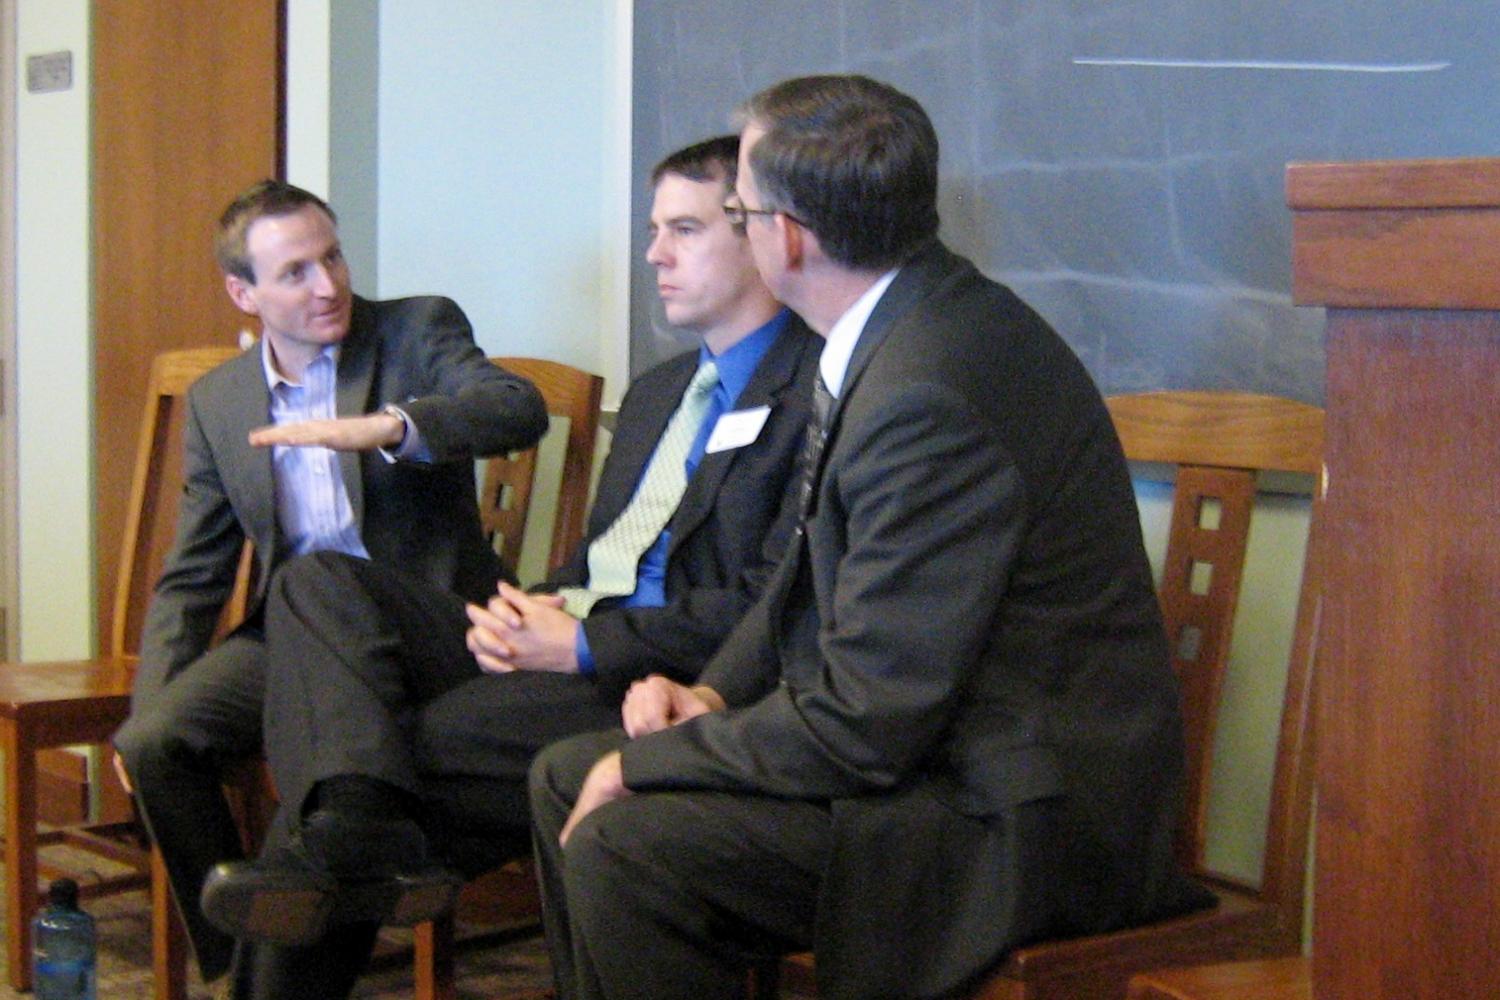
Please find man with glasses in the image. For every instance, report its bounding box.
[530,75,1207,1000]
[199,136,820,1000]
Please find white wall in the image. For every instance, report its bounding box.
[374,0,628,396]
[12,0,91,659]
[285,0,381,298]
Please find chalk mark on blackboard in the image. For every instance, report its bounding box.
[1074,57,1449,74]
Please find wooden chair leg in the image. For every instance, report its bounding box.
[151,847,189,1000]
[414,912,457,1000]
[2,718,38,991]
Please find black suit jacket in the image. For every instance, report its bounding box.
[545,314,820,699]
[132,295,548,707]
[623,245,1195,997]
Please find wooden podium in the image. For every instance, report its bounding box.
[1290,159,1500,998]
[1134,158,1500,1000]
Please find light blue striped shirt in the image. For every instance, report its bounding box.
[262,341,369,558]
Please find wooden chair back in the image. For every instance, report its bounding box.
[479,357,604,577]
[412,357,604,1000]
[772,391,1326,1000]
[1105,390,1322,883]
[110,346,249,662]
[969,392,1326,999]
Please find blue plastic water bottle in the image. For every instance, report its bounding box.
[32,878,96,1000]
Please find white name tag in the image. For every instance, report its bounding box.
[705,405,771,454]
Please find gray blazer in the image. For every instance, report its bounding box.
[132,294,548,706]
[623,244,1200,997]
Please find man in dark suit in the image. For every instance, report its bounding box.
[199,137,820,998]
[530,76,1203,1000]
[111,179,548,990]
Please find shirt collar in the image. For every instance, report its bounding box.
[820,267,899,397]
[698,307,790,407]
[262,338,340,390]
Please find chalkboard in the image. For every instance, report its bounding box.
[630,1,1500,403]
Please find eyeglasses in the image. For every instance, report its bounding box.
[722,198,803,228]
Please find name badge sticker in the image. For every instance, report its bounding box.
[705,405,771,454]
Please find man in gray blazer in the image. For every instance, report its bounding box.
[530,76,1207,1000]
[198,138,820,999]
[111,179,548,989]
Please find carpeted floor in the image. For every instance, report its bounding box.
[4,839,813,998]
[0,887,555,999]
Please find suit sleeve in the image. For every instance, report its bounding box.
[621,381,1026,799]
[388,297,549,461]
[131,389,249,709]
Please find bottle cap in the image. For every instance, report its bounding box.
[46,878,79,909]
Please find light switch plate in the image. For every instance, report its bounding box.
[26,51,73,94]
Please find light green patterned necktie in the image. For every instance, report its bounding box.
[558,361,720,617]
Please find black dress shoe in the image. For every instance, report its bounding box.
[200,847,338,946]
[201,845,464,945]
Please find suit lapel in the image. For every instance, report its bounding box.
[220,347,280,559]
[807,243,959,497]
[668,319,810,552]
[598,360,690,533]
[333,298,378,527]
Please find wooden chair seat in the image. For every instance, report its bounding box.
[1126,957,1311,1000]
[0,658,141,988]
[0,347,242,993]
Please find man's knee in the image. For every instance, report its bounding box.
[112,709,167,776]
[267,550,362,615]
[528,730,623,818]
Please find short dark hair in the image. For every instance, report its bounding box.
[650,135,740,191]
[736,75,940,270]
[215,179,337,283]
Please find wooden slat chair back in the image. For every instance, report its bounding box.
[774,390,1325,1000]
[0,346,244,993]
[978,390,1326,999]
[1107,391,1322,872]
[113,348,252,661]
[413,357,603,1000]
[479,357,604,578]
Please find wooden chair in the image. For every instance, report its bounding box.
[413,356,603,1000]
[780,391,1324,1000]
[1127,957,1312,1000]
[146,356,603,999]
[480,357,604,579]
[0,347,243,992]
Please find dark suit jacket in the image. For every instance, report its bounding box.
[132,295,548,707]
[545,314,820,699]
[622,245,1196,997]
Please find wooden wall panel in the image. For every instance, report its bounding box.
[91,1,282,646]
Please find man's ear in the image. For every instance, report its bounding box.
[780,214,806,271]
[224,273,259,316]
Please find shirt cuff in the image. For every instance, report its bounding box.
[575,621,596,678]
[376,403,433,463]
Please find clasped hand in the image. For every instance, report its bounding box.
[559,676,723,845]
[465,582,580,673]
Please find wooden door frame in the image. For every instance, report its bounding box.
[0,0,18,660]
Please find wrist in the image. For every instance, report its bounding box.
[378,404,410,448]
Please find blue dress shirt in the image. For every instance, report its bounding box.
[575,308,790,674]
